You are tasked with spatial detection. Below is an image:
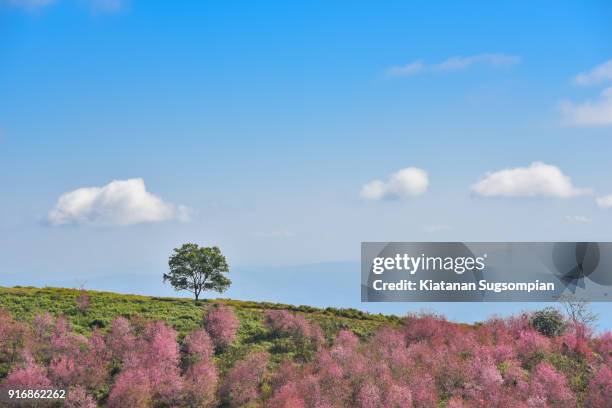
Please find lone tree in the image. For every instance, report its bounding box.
[164,243,231,301]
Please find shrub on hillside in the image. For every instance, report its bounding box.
[204,304,239,350]
[183,328,214,362]
[264,309,325,349]
[220,351,269,407]
[530,307,566,337]
[516,329,550,366]
[586,366,612,408]
[183,360,219,408]
[107,368,152,408]
[594,331,612,364]
[529,362,575,406]
[2,354,52,389]
[106,316,135,362]
[65,385,97,408]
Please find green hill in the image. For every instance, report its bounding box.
[0,286,403,371]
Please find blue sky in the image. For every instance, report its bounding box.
[1,1,612,327]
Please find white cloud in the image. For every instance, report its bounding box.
[596,194,612,209]
[361,167,428,200]
[574,59,612,86]
[435,54,520,71]
[386,53,520,77]
[559,87,612,126]
[565,215,592,224]
[47,178,190,226]
[471,162,590,198]
[386,60,425,77]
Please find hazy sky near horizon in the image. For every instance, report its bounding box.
[1,1,612,324]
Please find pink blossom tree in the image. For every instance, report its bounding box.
[65,385,97,408]
[107,368,152,408]
[204,304,239,350]
[268,382,306,408]
[585,366,612,408]
[355,380,382,408]
[529,362,575,406]
[183,328,214,362]
[105,316,135,362]
[221,351,269,407]
[2,354,52,389]
[183,360,219,408]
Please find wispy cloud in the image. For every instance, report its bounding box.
[471,162,590,198]
[559,87,612,126]
[361,167,428,200]
[596,194,612,209]
[559,59,612,126]
[574,59,612,86]
[386,53,520,78]
[47,178,190,226]
[386,60,425,77]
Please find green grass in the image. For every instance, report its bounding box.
[0,286,403,371]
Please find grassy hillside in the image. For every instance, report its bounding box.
[0,286,402,335]
[0,286,402,370]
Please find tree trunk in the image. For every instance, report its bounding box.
[195,292,199,301]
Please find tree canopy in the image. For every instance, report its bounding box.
[163,243,231,301]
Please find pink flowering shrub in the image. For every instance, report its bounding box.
[265,309,296,334]
[32,313,55,342]
[48,353,78,387]
[404,313,451,345]
[65,385,97,408]
[221,351,269,407]
[2,355,52,389]
[594,331,612,365]
[355,380,381,408]
[204,304,240,350]
[131,321,183,403]
[501,360,529,395]
[183,328,214,362]
[516,329,550,365]
[268,382,307,408]
[529,362,575,406]
[105,316,135,361]
[265,309,325,348]
[107,368,152,408]
[183,360,219,408]
[489,343,516,364]
[560,322,593,357]
[49,328,108,390]
[586,366,612,408]
[0,311,29,368]
[385,383,413,408]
